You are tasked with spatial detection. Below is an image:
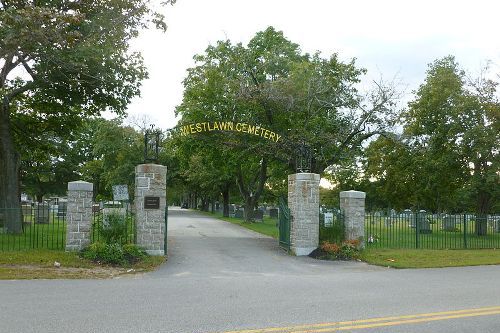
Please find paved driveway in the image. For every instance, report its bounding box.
[1,208,500,333]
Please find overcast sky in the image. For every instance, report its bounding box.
[125,0,500,129]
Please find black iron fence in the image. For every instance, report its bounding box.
[91,204,136,244]
[0,204,67,251]
[319,207,345,244]
[366,211,500,249]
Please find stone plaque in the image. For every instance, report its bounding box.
[144,196,160,209]
[324,212,334,227]
[112,185,129,201]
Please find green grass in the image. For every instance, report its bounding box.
[0,214,67,251]
[360,248,500,268]
[365,216,500,249]
[198,210,279,239]
[0,249,165,279]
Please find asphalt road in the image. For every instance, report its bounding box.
[1,208,500,333]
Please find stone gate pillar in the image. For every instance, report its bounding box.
[135,164,167,255]
[66,181,93,251]
[288,173,320,256]
[340,190,366,247]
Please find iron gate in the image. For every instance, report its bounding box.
[278,196,290,251]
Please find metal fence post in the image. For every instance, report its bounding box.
[463,213,467,249]
[414,213,419,249]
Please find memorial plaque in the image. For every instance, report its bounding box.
[144,196,160,209]
[112,185,129,201]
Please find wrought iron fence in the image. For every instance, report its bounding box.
[91,204,136,244]
[365,211,500,249]
[319,207,345,244]
[0,204,67,251]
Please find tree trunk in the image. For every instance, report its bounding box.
[475,190,490,236]
[0,99,22,233]
[236,158,267,223]
[222,183,230,217]
[243,197,257,222]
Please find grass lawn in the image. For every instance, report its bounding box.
[198,210,279,239]
[361,248,500,268]
[0,249,165,279]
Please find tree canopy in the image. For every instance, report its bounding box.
[0,0,173,232]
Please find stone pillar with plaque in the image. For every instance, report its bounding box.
[135,164,167,255]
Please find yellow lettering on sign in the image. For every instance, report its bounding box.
[180,121,282,143]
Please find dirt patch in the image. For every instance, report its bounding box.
[0,264,144,280]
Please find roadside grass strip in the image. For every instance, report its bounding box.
[220,305,500,333]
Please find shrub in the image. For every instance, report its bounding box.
[319,239,361,260]
[99,212,127,244]
[123,244,146,264]
[82,242,148,266]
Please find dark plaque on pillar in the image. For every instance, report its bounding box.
[144,196,160,209]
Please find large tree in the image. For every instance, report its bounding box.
[363,56,499,227]
[175,27,397,221]
[0,0,172,232]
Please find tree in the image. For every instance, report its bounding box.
[366,57,499,234]
[0,1,173,232]
[175,27,398,221]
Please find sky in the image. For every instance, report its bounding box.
[125,0,500,130]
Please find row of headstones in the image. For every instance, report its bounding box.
[19,202,68,224]
[376,211,500,233]
[216,204,279,220]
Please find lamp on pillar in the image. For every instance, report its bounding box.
[144,125,162,164]
[296,141,312,173]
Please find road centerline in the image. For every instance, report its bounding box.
[219,305,500,333]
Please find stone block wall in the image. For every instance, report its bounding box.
[340,190,366,247]
[66,181,93,251]
[288,173,320,256]
[135,164,167,256]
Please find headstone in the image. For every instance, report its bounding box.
[34,203,50,224]
[57,201,67,217]
[493,216,500,233]
[269,208,278,219]
[253,210,264,222]
[234,209,244,219]
[417,210,431,234]
[21,204,32,217]
[229,205,235,216]
[442,215,457,231]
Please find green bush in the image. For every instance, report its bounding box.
[81,242,147,266]
[123,244,147,264]
[318,240,361,260]
[99,212,127,244]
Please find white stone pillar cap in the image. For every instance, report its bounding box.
[339,190,366,199]
[68,181,93,192]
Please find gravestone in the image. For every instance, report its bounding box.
[229,205,235,217]
[417,210,432,234]
[57,201,67,217]
[269,208,278,219]
[34,203,50,224]
[442,215,457,231]
[21,204,32,217]
[253,210,264,222]
[234,209,244,219]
